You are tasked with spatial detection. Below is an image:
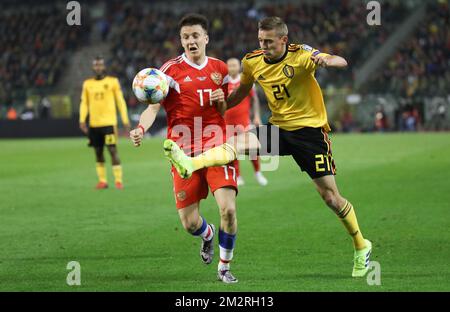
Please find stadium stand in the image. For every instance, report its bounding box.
[0,0,448,134]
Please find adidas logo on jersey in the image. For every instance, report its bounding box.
[184,76,192,82]
[258,74,266,80]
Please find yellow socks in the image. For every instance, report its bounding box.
[191,143,237,171]
[112,165,123,183]
[96,162,107,183]
[337,201,367,250]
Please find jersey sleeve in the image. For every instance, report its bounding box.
[219,61,229,98]
[299,44,331,72]
[240,57,255,85]
[159,64,180,105]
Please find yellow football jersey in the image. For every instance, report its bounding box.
[240,44,331,132]
[79,76,129,127]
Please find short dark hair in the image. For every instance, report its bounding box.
[93,55,104,63]
[178,13,209,33]
[258,16,288,37]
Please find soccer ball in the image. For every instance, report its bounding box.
[132,68,169,104]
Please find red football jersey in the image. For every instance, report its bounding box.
[160,54,229,156]
[224,75,255,128]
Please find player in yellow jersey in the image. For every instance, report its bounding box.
[79,56,130,190]
[164,17,372,277]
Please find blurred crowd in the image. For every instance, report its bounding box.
[0,2,89,114]
[105,0,409,105]
[0,0,448,131]
[369,1,450,97]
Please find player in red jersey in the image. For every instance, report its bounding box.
[130,14,238,283]
[224,58,268,186]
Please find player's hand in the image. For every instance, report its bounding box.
[310,54,330,67]
[79,122,88,134]
[253,116,262,127]
[129,128,144,147]
[210,89,225,103]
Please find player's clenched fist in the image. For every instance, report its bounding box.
[129,127,144,147]
[210,88,225,103]
[310,54,330,67]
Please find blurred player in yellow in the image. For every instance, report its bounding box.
[164,17,372,277]
[79,56,130,190]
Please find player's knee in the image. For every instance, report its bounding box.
[220,203,236,224]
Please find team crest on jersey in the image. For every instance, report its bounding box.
[176,190,186,201]
[283,65,294,78]
[104,84,109,89]
[210,72,222,85]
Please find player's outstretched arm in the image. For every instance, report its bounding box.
[227,82,253,110]
[311,54,348,68]
[251,89,262,126]
[129,104,161,147]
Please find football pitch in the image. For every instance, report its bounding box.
[1,133,449,291]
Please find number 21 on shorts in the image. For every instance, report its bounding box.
[315,154,332,172]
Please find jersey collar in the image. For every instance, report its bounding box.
[182,53,209,70]
[229,75,240,84]
[263,45,288,65]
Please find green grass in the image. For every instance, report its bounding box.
[1,133,450,291]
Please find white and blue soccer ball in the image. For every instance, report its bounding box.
[132,68,169,104]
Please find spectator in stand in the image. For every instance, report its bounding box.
[6,106,18,120]
[340,109,355,133]
[375,106,388,132]
[20,99,36,120]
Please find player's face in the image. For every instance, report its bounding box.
[258,29,288,60]
[92,60,105,76]
[180,25,209,60]
[227,59,241,77]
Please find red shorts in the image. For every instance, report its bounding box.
[171,165,238,209]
